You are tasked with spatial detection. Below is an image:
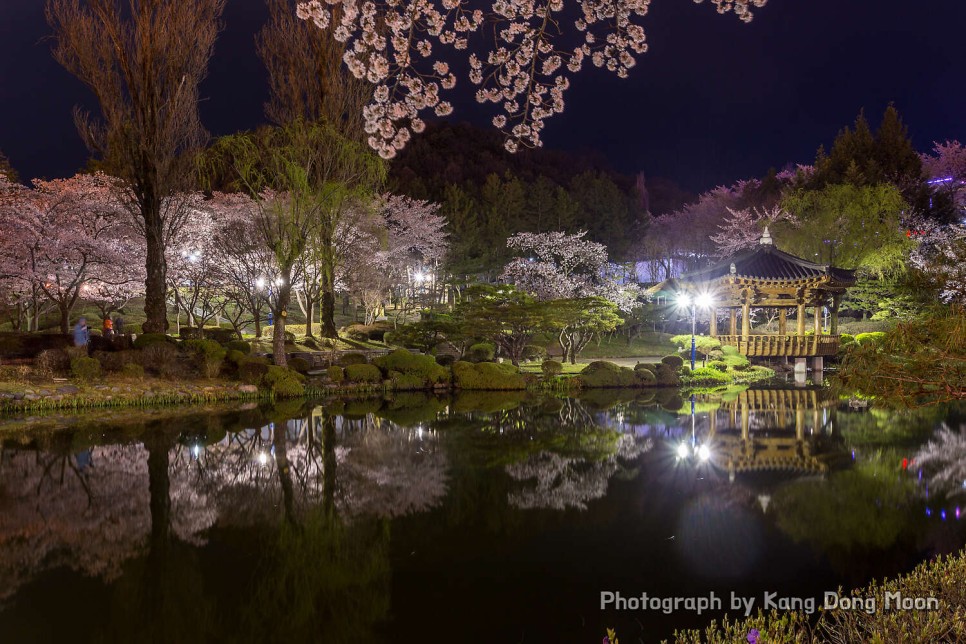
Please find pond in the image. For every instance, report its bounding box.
[0,388,964,643]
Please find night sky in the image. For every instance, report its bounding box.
[1,0,965,192]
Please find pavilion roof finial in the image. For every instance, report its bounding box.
[759,225,773,245]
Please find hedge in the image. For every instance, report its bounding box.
[541,359,563,377]
[467,342,495,363]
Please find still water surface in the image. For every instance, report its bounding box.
[0,388,963,643]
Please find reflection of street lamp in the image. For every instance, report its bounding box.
[677,292,714,370]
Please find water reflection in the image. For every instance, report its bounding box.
[0,390,963,643]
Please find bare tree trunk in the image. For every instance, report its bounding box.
[320,290,338,338]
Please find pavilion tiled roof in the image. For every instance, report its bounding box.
[682,244,856,284]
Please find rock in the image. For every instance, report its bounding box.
[57,385,80,394]
[13,393,24,400]
[238,385,258,394]
[23,394,40,401]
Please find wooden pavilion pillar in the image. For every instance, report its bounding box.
[778,309,787,336]
[796,303,805,336]
[741,301,751,340]
[813,305,822,335]
[709,307,718,337]
[830,294,840,335]
[729,309,737,336]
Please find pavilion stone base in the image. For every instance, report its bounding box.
[794,358,807,385]
[811,356,824,385]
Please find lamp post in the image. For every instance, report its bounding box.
[677,292,714,370]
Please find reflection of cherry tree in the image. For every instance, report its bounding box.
[195,410,448,524]
[914,423,966,500]
[506,433,651,510]
[0,443,214,601]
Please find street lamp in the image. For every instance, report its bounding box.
[677,292,714,370]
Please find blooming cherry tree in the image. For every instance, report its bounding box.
[710,204,796,256]
[502,230,638,309]
[297,0,768,157]
[0,172,134,333]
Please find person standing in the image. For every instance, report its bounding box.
[73,317,89,347]
[114,315,125,335]
[102,317,114,339]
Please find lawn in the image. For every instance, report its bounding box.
[573,332,676,359]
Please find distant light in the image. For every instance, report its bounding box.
[677,293,691,308]
[941,510,947,521]
[676,443,690,459]
[414,271,426,283]
[258,451,268,465]
[695,293,714,309]
[697,444,711,461]
[191,444,201,459]
[926,507,932,517]
[256,278,266,289]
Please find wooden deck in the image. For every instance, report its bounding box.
[715,334,840,357]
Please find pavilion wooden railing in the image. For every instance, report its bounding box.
[715,334,840,357]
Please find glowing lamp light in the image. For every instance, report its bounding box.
[697,444,711,462]
[676,443,690,459]
[256,278,266,289]
[414,271,427,284]
[258,451,269,465]
[677,293,691,308]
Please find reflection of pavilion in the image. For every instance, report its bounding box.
[703,388,839,477]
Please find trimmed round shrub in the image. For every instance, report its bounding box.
[71,356,101,381]
[184,339,227,378]
[122,363,145,380]
[345,363,383,384]
[226,349,248,365]
[263,365,305,397]
[389,371,427,390]
[435,354,456,367]
[239,359,270,386]
[327,365,346,383]
[133,333,171,349]
[654,363,680,386]
[373,349,449,386]
[227,340,252,355]
[661,355,685,369]
[579,361,637,388]
[338,352,368,367]
[541,359,563,377]
[288,357,311,374]
[634,362,655,373]
[721,345,740,356]
[634,368,656,385]
[467,342,495,363]
[731,362,751,371]
[708,360,728,372]
[522,344,548,362]
[451,361,526,390]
